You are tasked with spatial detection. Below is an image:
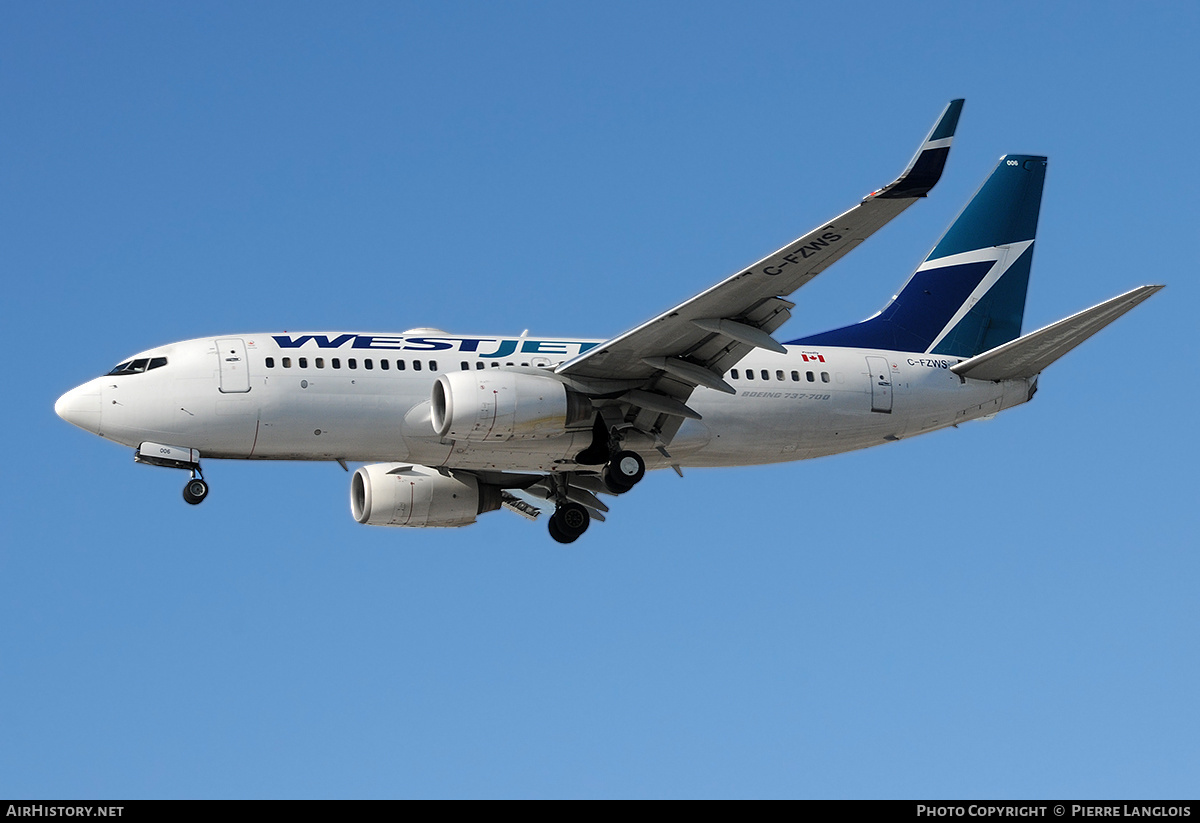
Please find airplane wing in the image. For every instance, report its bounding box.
[950,285,1164,382]
[555,99,964,431]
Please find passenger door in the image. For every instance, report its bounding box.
[216,338,251,393]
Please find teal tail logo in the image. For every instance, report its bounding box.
[790,155,1047,357]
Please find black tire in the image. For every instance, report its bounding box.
[548,514,576,544]
[550,502,590,542]
[559,502,589,533]
[183,478,209,505]
[602,466,633,495]
[610,450,645,487]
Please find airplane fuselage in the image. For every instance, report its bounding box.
[52,101,1160,541]
[58,332,1033,473]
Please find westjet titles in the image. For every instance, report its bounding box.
[271,334,600,358]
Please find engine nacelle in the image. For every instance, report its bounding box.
[351,463,501,528]
[430,370,591,442]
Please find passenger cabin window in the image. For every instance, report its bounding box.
[396,360,405,371]
[332,358,341,369]
[806,371,815,382]
[283,358,292,368]
[821,371,830,383]
[760,370,769,381]
[460,362,469,371]
[475,362,484,370]
[790,370,800,382]
[413,361,422,371]
[776,370,784,381]
[380,359,388,370]
[364,359,373,370]
[265,358,275,368]
[299,357,308,368]
[429,361,438,371]
[731,369,739,379]
[348,359,357,369]
[316,358,325,369]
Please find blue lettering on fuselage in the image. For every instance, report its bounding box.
[479,339,518,358]
[274,333,356,348]
[270,334,600,357]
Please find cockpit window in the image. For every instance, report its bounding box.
[111,358,148,374]
[107,357,167,376]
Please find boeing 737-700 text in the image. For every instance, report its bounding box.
[55,100,1162,543]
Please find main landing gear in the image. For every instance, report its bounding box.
[548,501,590,544]
[601,449,645,495]
[575,417,647,495]
[545,448,647,544]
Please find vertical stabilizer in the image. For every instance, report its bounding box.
[791,155,1047,357]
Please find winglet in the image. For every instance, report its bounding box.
[873,98,964,200]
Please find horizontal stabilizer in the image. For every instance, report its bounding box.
[950,285,1163,381]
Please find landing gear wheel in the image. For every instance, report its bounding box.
[609,450,645,488]
[183,478,209,505]
[602,465,633,495]
[548,516,571,544]
[549,502,590,543]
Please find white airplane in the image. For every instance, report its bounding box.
[55,100,1162,543]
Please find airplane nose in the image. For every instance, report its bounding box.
[55,382,102,433]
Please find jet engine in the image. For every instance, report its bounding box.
[430,371,591,442]
[351,463,502,528]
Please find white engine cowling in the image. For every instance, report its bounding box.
[351,463,501,528]
[430,370,590,442]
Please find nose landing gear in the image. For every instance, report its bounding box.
[183,473,209,505]
[133,442,210,506]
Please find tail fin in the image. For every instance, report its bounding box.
[790,155,1047,357]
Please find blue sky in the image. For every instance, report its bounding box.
[3,1,1197,799]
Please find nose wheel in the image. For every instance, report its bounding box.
[182,473,209,505]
